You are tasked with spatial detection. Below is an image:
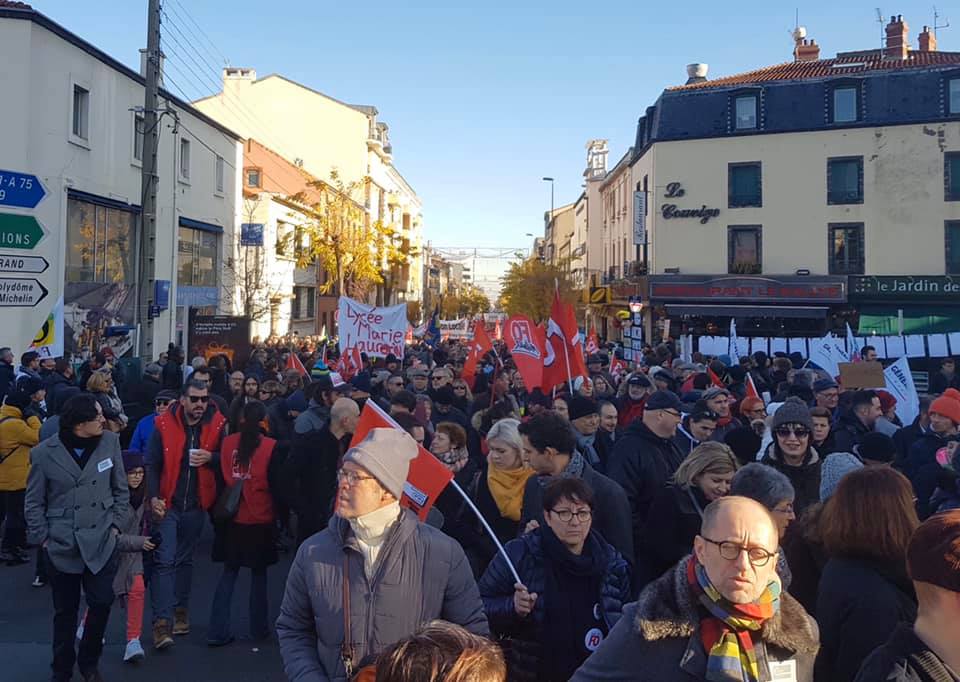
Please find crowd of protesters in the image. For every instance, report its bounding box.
[2,333,960,682]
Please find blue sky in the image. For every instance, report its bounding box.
[37,1,952,251]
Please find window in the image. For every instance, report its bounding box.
[177,227,218,287]
[246,169,261,187]
[178,138,191,181]
[828,223,865,274]
[215,156,224,194]
[949,79,960,115]
[734,95,757,130]
[133,113,144,163]
[66,197,136,284]
[292,286,316,319]
[728,163,762,208]
[945,152,960,200]
[947,222,960,274]
[827,157,863,204]
[727,226,762,274]
[71,84,89,141]
[832,86,859,123]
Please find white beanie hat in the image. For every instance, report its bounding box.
[342,428,418,499]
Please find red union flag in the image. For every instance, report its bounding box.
[336,347,363,381]
[462,320,494,389]
[541,290,588,391]
[349,401,453,520]
[505,315,545,390]
[286,352,309,378]
[585,326,600,355]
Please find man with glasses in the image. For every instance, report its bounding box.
[383,374,405,401]
[608,390,685,574]
[186,366,229,415]
[407,367,429,396]
[813,378,840,420]
[129,389,177,454]
[277,428,487,679]
[145,379,227,650]
[572,496,819,681]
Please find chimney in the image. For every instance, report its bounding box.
[919,25,937,52]
[685,63,709,85]
[794,38,820,62]
[884,14,909,60]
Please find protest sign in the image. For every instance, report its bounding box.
[839,361,885,390]
[438,318,470,339]
[338,296,407,358]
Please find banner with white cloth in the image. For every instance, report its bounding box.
[337,297,407,358]
[883,356,920,426]
[439,318,470,339]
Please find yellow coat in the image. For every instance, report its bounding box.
[0,404,41,491]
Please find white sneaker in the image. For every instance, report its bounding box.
[124,639,145,663]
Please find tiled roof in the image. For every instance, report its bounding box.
[670,49,960,91]
[0,1,33,8]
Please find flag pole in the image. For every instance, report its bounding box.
[556,279,575,394]
[450,479,522,585]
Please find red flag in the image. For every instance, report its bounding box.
[285,352,309,378]
[505,315,546,391]
[349,400,453,520]
[585,327,600,355]
[542,289,588,392]
[404,325,413,345]
[609,355,626,378]
[462,320,494,389]
[336,347,362,381]
[707,366,725,388]
[745,372,760,400]
[494,318,502,341]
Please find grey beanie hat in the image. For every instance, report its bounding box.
[772,397,814,431]
[342,428,418,499]
[731,462,795,510]
[819,452,864,501]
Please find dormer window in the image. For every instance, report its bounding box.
[735,95,758,130]
[948,78,960,115]
[828,81,862,124]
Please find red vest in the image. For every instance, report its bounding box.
[219,433,276,525]
[156,405,227,511]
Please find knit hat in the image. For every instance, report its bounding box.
[856,432,897,464]
[350,372,372,394]
[723,427,763,466]
[284,389,308,414]
[122,450,145,472]
[819,453,864,501]
[342,428,418,499]
[876,390,897,413]
[930,388,960,425]
[907,509,960,592]
[730,463,795,511]
[311,361,330,380]
[645,390,682,412]
[567,395,599,421]
[772,397,813,431]
[16,376,43,396]
[702,386,732,401]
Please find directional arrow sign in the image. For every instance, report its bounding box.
[0,278,48,307]
[0,254,49,274]
[0,213,45,250]
[0,169,46,209]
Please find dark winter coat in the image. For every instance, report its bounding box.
[570,555,820,681]
[892,418,928,471]
[854,623,959,682]
[0,361,14,399]
[607,420,685,569]
[453,464,522,578]
[635,484,706,590]
[125,374,162,424]
[671,423,702,457]
[760,443,822,515]
[519,459,633,570]
[781,503,828,615]
[832,410,873,454]
[930,371,960,395]
[478,528,631,682]
[281,425,349,543]
[904,430,959,519]
[815,556,918,682]
[42,371,75,413]
[275,508,488,682]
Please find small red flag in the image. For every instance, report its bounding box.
[707,367,726,388]
[585,327,600,355]
[541,289,588,392]
[462,320,494,390]
[286,352,309,378]
[745,371,760,400]
[336,347,363,381]
[610,355,627,377]
[504,315,546,391]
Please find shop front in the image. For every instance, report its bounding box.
[849,276,960,335]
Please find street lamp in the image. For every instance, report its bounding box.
[542,177,555,227]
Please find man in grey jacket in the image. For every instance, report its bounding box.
[25,394,130,682]
[276,427,488,681]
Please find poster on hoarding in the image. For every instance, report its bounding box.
[190,314,251,368]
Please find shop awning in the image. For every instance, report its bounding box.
[665,304,829,319]
[857,305,960,335]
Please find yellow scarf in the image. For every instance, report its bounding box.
[486,464,535,522]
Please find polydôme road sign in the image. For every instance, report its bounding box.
[0,278,49,307]
[0,169,47,209]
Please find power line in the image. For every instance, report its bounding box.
[166,0,230,66]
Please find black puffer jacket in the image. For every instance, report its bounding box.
[478,527,631,682]
[635,483,706,590]
[815,556,918,682]
[760,443,822,514]
[607,420,684,569]
[832,410,873,454]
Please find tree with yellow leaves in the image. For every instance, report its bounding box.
[441,285,490,319]
[498,257,578,323]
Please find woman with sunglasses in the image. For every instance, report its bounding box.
[759,398,822,515]
[450,379,473,413]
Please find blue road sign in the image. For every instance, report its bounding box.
[0,170,46,209]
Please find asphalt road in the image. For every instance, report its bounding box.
[0,523,294,682]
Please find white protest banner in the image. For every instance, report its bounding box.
[883,356,919,426]
[729,320,741,363]
[438,318,470,339]
[808,334,840,377]
[338,297,408,359]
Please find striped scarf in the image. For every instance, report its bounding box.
[686,558,780,682]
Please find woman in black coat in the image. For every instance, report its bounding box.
[479,478,631,682]
[635,441,739,590]
[815,467,919,682]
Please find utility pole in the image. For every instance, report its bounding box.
[138,0,161,359]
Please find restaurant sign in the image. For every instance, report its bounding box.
[649,275,847,304]
[660,182,721,224]
[850,276,960,300]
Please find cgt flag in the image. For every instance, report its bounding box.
[505,315,546,390]
[462,320,494,389]
[336,347,363,381]
[350,400,453,520]
[542,289,588,392]
[585,327,600,355]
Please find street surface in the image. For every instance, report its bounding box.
[0,524,293,681]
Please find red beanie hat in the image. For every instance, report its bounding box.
[930,388,960,425]
[876,389,897,413]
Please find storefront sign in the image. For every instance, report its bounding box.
[850,276,960,300]
[660,182,720,224]
[649,275,846,304]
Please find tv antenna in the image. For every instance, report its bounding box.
[934,6,950,38]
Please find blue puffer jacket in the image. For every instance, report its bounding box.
[478,528,631,682]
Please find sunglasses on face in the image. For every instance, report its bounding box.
[186,395,209,404]
[154,399,171,407]
[776,426,810,438]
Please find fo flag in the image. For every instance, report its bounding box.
[462,320,494,389]
[542,290,587,392]
[350,400,453,520]
[585,327,600,355]
[505,315,546,390]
